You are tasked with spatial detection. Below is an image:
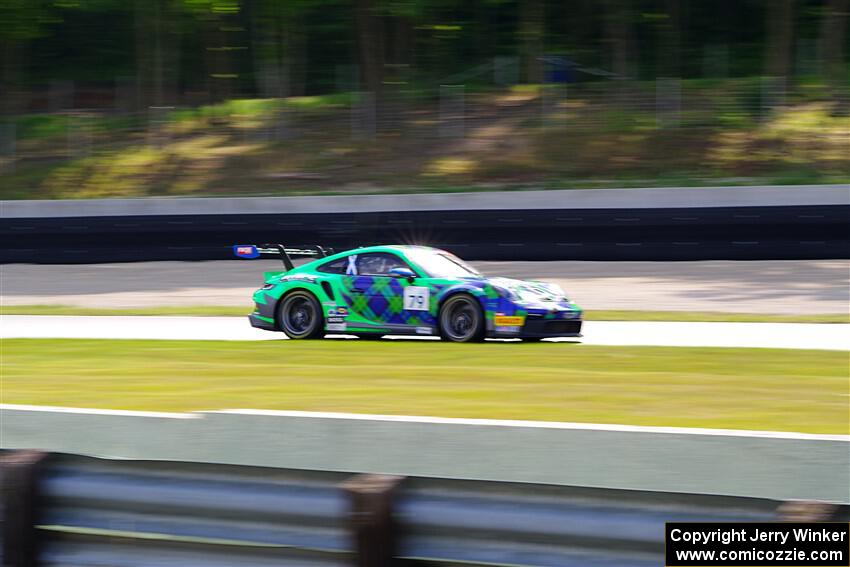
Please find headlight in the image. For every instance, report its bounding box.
[539,283,569,303]
[518,286,569,304]
[496,286,520,301]
[517,289,543,303]
[261,283,274,290]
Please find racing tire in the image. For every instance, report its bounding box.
[439,294,485,343]
[277,291,325,340]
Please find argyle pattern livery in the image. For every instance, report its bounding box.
[338,275,444,326]
[247,244,583,339]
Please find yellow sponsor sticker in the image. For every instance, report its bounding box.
[494,315,525,326]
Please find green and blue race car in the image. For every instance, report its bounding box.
[235,244,582,342]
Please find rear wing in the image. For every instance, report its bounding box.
[233,244,333,271]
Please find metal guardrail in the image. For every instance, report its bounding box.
[8,451,846,567]
[396,477,780,566]
[36,454,351,567]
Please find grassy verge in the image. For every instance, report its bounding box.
[2,304,847,323]
[2,339,847,433]
[0,304,252,317]
[587,310,849,323]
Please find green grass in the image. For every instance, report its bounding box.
[2,304,847,323]
[586,310,849,323]
[2,339,847,433]
[0,304,252,317]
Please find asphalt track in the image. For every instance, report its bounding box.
[2,259,848,314]
[3,315,848,350]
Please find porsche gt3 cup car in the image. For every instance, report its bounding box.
[235,244,583,342]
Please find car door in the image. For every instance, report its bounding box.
[342,252,425,331]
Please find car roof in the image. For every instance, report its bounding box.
[334,244,440,256]
[296,245,443,271]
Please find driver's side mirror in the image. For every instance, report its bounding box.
[388,267,416,282]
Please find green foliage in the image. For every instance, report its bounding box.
[182,0,241,15]
[1,0,847,198]
[0,0,57,41]
[14,113,69,140]
[2,0,844,99]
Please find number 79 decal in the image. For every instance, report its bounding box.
[403,286,430,311]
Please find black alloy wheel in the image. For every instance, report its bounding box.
[439,294,485,342]
[278,291,325,339]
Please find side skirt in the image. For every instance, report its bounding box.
[338,324,436,337]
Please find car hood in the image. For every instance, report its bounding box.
[486,277,570,303]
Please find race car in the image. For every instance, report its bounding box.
[235,243,582,342]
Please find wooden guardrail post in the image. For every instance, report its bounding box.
[342,474,404,567]
[1,450,49,567]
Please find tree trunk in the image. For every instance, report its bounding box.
[605,0,636,81]
[153,0,165,106]
[251,0,284,98]
[135,0,151,110]
[135,0,177,108]
[818,0,848,109]
[356,0,384,98]
[0,38,24,117]
[519,0,544,83]
[287,12,307,97]
[660,0,681,78]
[765,0,794,78]
[474,0,490,65]
[391,15,411,67]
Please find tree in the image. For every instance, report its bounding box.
[0,0,54,116]
[605,0,636,81]
[765,0,795,78]
[818,0,848,109]
[135,0,181,109]
[356,0,385,97]
[182,0,248,103]
[659,0,682,78]
[519,0,544,83]
[251,0,310,99]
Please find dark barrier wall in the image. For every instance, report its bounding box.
[1,205,848,263]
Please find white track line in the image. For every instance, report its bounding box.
[2,315,848,350]
[2,403,846,441]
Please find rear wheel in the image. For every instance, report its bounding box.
[277,291,325,340]
[439,294,485,342]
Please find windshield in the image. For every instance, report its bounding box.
[409,250,482,279]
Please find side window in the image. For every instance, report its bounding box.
[316,257,348,274]
[356,253,409,276]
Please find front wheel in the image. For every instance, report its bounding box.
[439,294,485,342]
[277,291,325,339]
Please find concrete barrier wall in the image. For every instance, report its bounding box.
[4,184,849,218]
[2,404,848,503]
